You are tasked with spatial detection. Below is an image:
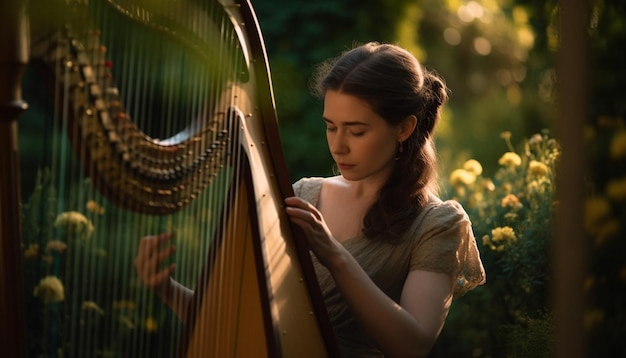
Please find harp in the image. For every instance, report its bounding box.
[0,0,338,357]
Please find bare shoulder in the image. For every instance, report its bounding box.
[322,175,345,185]
[320,175,349,206]
[320,176,352,197]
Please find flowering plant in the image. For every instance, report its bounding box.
[20,169,173,357]
[434,130,560,357]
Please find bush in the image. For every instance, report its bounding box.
[432,130,559,357]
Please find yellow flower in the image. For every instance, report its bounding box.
[598,116,624,128]
[54,211,94,240]
[606,177,626,201]
[463,159,483,176]
[33,276,65,303]
[113,300,137,310]
[46,240,67,253]
[145,317,158,332]
[449,169,477,187]
[501,194,522,209]
[118,315,135,330]
[584,308,605,330]
[594,219,620,246]
[86,200,105,215]
[610,130,626,160]
[469,192,484,207]
[24,243,39,258]
[491,226,517,243]
[481,235,496,250]
[498,152,522,168]
[528,160,549,177]
[482,178,496,191]
[82,301,104,315]
[584,196,611,233]
[528,133,543,146]
[583,276,595,292]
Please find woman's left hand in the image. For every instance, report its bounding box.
[284,196,344,268]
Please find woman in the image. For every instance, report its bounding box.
[135,42,485,357]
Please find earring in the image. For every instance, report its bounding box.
[394,140,404,160]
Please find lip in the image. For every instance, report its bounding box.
[337,163,355,170]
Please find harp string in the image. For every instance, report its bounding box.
[21,0,252,356]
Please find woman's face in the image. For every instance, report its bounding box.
[323,90,405,183]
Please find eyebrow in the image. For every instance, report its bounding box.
[323,117,369,126]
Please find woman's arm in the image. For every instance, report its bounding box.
[285,196,454,358]
[331,253,453,357]
[134,232,194,323]
[156,277,194,324]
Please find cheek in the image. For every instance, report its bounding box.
[363,136,397,161]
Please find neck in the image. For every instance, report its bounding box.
[339,174,388,201]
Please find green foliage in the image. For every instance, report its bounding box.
[433,130,559,357]
[503,311,554,358]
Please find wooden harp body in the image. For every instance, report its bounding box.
[0,0,337,356]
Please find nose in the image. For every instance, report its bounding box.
[329,130,349,155]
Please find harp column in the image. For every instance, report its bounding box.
[0,0,28,356]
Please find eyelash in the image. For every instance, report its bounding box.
[326,127,364,137]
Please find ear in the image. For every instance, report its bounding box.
[397,115,417,142]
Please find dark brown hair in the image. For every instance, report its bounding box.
[313,42,448,243]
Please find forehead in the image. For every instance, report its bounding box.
[322,90,385,125]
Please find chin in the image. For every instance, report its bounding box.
[338,172,362,182]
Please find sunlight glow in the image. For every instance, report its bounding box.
[457,1,484,23]
[473,37,491,55]
[443,27,462,46]
[496,69,512,86]
[517,27,535,49]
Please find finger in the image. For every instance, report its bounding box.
[285,206,312,222]
[137,232,174,258]
[155,232,174,245]
[145,264,175,288]
[142,244,174,270]
[155,245,176,266]
[137,235,159,259]
[134,243,173,274]
[285,203,323,222]
[284,196,312,209]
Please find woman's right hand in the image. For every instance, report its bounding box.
[134,232,176,296]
